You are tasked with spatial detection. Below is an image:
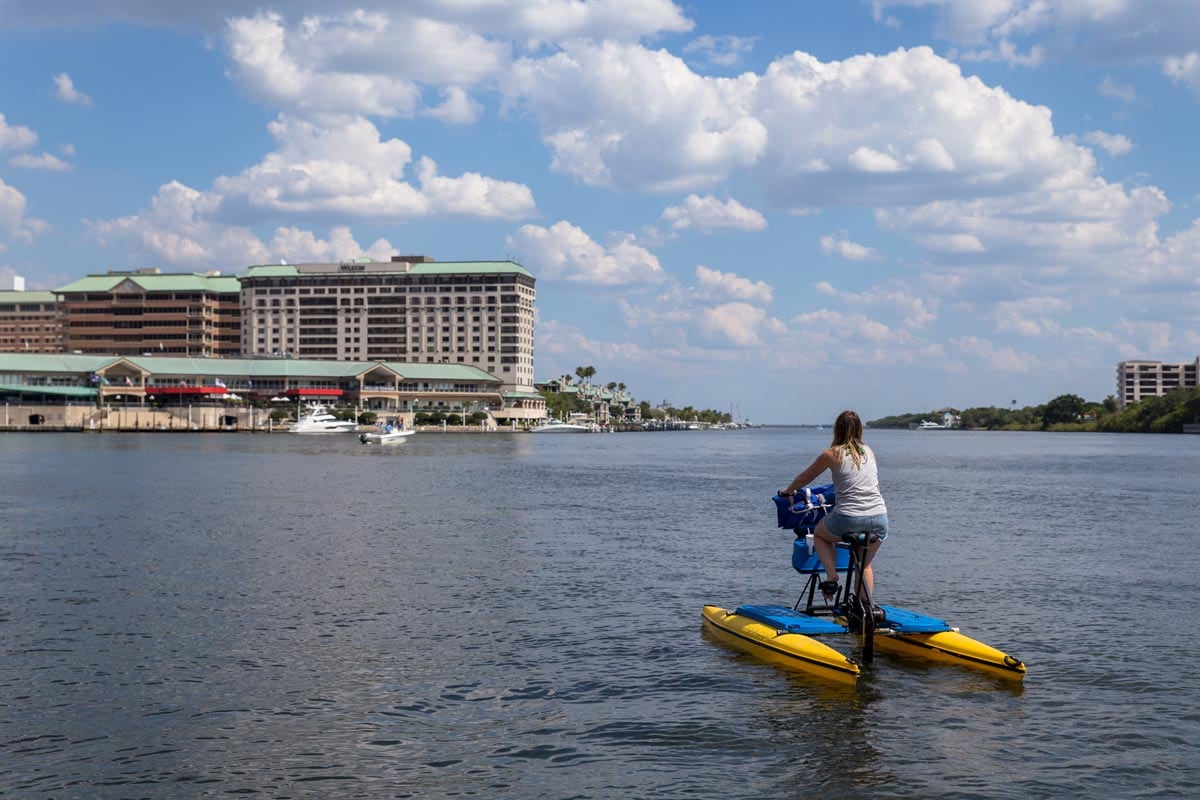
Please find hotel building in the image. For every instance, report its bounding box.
[238,256,536,392]
[1116,358,1200,408]
[0,289,62,353]
[55,270,241,357]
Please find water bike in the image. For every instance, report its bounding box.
[702,486,1026,685]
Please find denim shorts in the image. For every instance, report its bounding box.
[824,512,889,542]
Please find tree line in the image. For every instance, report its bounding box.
[868,387,1200,433]
[540,364,734,424]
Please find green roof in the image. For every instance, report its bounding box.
[55,273,240,294]
[0,384,97,398]
[382,362,501,382]
[0,290,57,304]
[240,260,533,279]
[0,353,502,384]
[0,353,125,373]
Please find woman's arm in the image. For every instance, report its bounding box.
[780,449,835,495]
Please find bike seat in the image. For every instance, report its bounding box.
[838,531,880,547]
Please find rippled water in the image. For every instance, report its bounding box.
[1,429,1197,798]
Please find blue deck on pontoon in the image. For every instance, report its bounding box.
[734,605,849,635]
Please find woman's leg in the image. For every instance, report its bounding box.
[860,539,882,594]
[812,519,840,585]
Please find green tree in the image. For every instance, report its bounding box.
[1041,393,1086,429]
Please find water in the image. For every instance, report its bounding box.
[1,429,1197,798]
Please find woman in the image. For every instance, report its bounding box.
[780,410,888,602]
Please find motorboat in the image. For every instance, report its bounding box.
[359,423,415,444]
[916,420,946,429]
[290,405,359,434]
[529,418,591,433]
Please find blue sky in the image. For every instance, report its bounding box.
[3,1,1200,423]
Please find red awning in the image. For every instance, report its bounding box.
[286,387,344,397]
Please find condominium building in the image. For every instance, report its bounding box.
[0,290,62,353]
[56,270,241,357]
[238,256,536,392]
[1116,358,1200,408]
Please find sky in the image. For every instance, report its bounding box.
[2,0,1200,424]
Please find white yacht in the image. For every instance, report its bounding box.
[916,420,946,430]
[290,405,359,434]
[529,418,592,433]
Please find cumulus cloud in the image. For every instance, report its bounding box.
[209,114,534,219]
[693,265,773,306]
[505,40,766,191]
[683,34,757,67]
[0,114,37,151]
[422,86,483,124]
[10,152,70,171]
[52,73,93,107]
[507,220,666,285]
[87,180,395,267]
[661,194,766,233]
[1083,130,1134,156]
[819,235,874,260]
[0,177,48,247]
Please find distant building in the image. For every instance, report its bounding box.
[55,270,241,357]
[0,288,62,353]
[238,256,536,393]
[1116,358,1200,408]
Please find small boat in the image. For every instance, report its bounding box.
[916,420,945,429]
[290,405,359,434]
[359,424,415,444]
[530,418,591,433]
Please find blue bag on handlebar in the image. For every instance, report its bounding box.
[773,483,836,530]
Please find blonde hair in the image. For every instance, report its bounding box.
[831,410,867,467]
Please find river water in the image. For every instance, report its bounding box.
[1,429,1197,798]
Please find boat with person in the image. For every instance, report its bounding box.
[702,486,1026,685]
[529,418,592,433]
[289,405,360,434]
[359,421,415,444]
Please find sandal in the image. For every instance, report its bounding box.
[818,580,840,603]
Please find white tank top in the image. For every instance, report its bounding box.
[829,443,887,517]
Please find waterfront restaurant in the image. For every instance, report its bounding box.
[0,353,545,427]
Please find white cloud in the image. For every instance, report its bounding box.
[9,152,70,171]
[786,308,944,365]
[87,179,396,267]
[507,220,666,285]
[1164,52,1200,92]
[422,86,483,124]
[0,114,37,152]
[699,302,769,346]
[1097,76,1136,103]
[683,34,757,67]
[815,280,938,329]
[1083,130,1134,156]
[52,73,93,107]
[950,335,1037,372]
[0,177,47,247]
[661,194,766,233]
[819,235,874,260]
[210,114,534,219]
[693,265,773,306]
[505,40,766,191]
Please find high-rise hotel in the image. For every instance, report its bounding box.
[238,256,536,392]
